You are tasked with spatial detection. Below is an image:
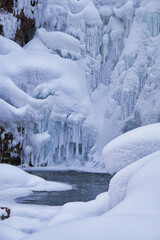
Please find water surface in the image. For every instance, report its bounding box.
[16,171,112,206]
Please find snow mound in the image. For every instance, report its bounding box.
[37,28,81,59]
[2,204,60,236]
[0,164,71,202]
[107,150,160,210]
[102,123,160,174]
[23,150,160,240]
[0,223,26,240]
[48,192,109,227]
[0,36,22,55]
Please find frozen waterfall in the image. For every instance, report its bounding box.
[0,0,160,169]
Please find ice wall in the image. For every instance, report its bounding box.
[0,0,160,169]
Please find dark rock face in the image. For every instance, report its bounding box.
[0,0,13,13]
[0,127,22,166]
[0,0,36,46]
[14,10,36,46]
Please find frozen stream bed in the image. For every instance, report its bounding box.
[16,171,112,206]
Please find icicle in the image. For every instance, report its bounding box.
[146,12,160,37]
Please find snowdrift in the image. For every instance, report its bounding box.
[0,164,71,202]
[22,150,160,240]
[103,123,160,174]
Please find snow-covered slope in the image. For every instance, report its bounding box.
[11,150,160,240]
[103,123,160,173]
[0,0,160,169]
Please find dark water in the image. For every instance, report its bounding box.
[16,171,112,206]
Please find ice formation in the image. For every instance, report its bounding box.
[0,0,160,169]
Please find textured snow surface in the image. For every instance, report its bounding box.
[103,123,160,173]
[0,203,60,237]
[48,192,110,227]
[37,28,81,59]
[0,164,71,202]
[6,150,159,240]
[0,0,160,168]
[0,35,94,168]
[0,223,26,240]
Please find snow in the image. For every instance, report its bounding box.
[0,36,21,55]
[99,6,113,17]
[23,216,160,240]
[113,2,135,20]
[1,203,60,235]
[102,123,160,174]
[0,0,160,171]
[48,192,109,227]
[1,0,160,238]
[0,164,71,236]
[15,150,160,240]
[1,126,160,240]
[29,132,51,152]
[107,150,160,214]
[0,164,72,202]
[0,223,26,240]
[108,16,125,40]
[0,33,94,167]
[0,209,8,218]
[37,28,81,59]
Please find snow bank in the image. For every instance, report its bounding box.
[0,35,22,55]
[23,216,160,240]
[107,150,160,210]
[2,204,60,235]
[48,192,109,227]
[37,28,81,59]
[0,164,71,202]
[102,123,160,174]
[23,150,160,240]
[0,223,26,240]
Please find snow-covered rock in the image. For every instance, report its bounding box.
[37,28,82,59]
[0,223,26,240]
[48,192,109,227]
[102,123,160,174]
